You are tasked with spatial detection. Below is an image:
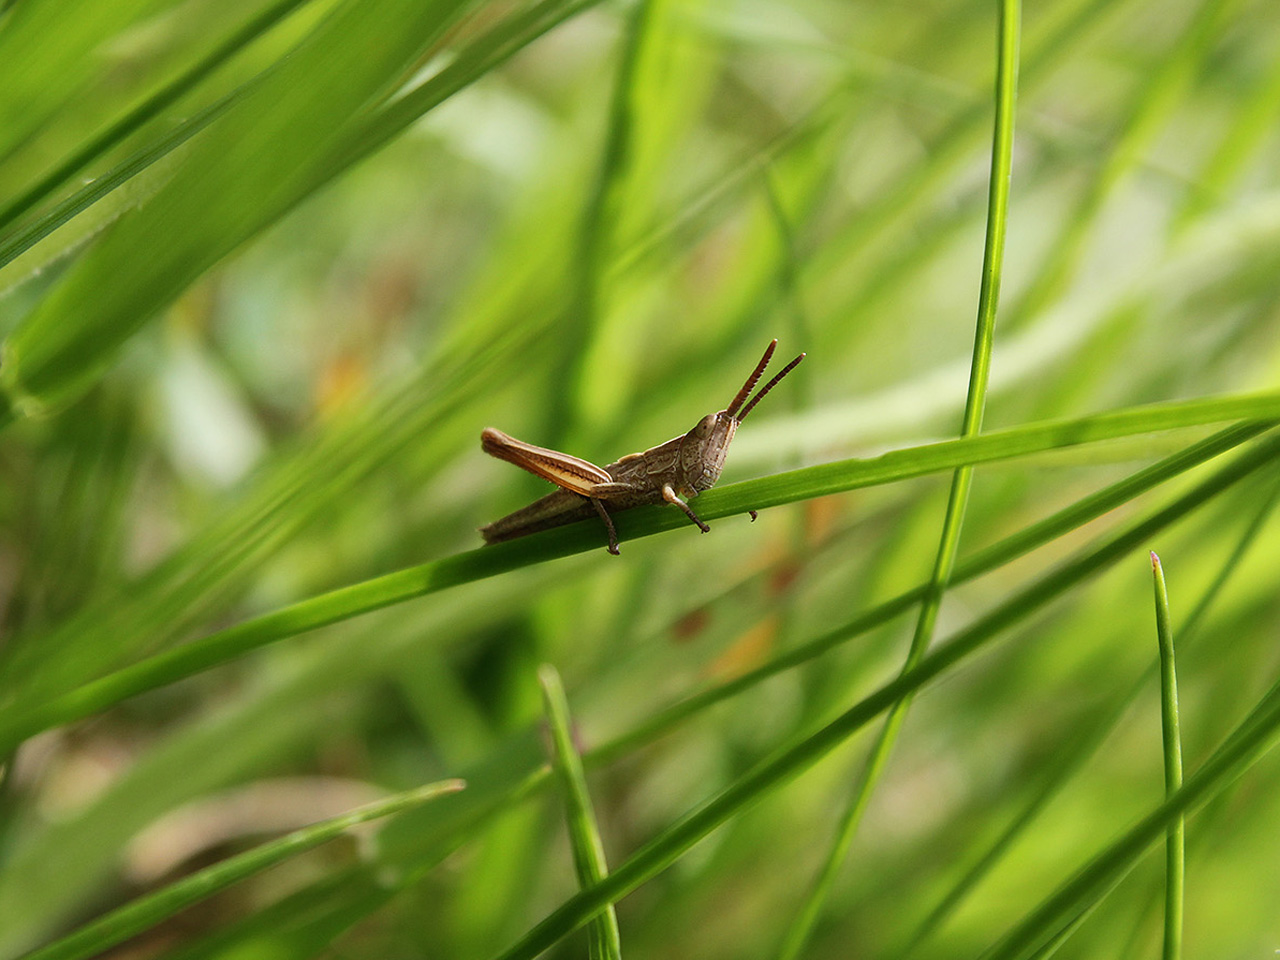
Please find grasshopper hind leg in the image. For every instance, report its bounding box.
[591,499,621,555]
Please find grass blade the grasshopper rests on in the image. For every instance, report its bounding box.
[488,433,1280,960]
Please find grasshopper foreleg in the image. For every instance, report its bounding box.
[662,484,710,533]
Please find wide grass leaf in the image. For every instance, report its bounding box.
[0,0,471,415]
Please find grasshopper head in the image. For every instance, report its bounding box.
[680,340,805,493]
[681,411,739,493]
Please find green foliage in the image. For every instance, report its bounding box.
[1150,553,1184,960]
[2,0,1280,958]
[539,665,621,960]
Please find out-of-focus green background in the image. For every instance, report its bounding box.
[1,0,1279,957]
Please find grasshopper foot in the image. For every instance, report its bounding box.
[748,510,759,522]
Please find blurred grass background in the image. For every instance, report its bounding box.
[1,0,1279,957]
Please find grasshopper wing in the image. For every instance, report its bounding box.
[481,428,613,497]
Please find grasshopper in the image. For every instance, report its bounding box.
[480,340,804,554]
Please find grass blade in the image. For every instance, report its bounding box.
[17,779,464,960]
[1150,553,1184,960]
[777,4,1021,953]
[1,0,472,415]
[982,672,1280,960]
[539,666,622,960]
[488,435,1280,960]
[901,472,1280,955]
[0,0,316,235]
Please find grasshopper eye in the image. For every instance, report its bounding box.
[692,414,717,439]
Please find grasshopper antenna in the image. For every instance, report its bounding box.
[725,340,777,417]
[736,351,805,421]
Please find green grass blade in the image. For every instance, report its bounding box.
[591,422,1274,766]
[0,0,177,160]
[901,471,1280,955]
[487,436,1280,960]
[0,0,602,279]
[17,779,463,960]
[539,666,622,960]
[777,4,1021,953]
[724,390,1280,515]
[0,0,316,234]
[1150,553,1184,960]
[982,673,1280,960]
[0,0,472,415]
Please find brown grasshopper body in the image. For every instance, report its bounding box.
[480,340,804,554]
